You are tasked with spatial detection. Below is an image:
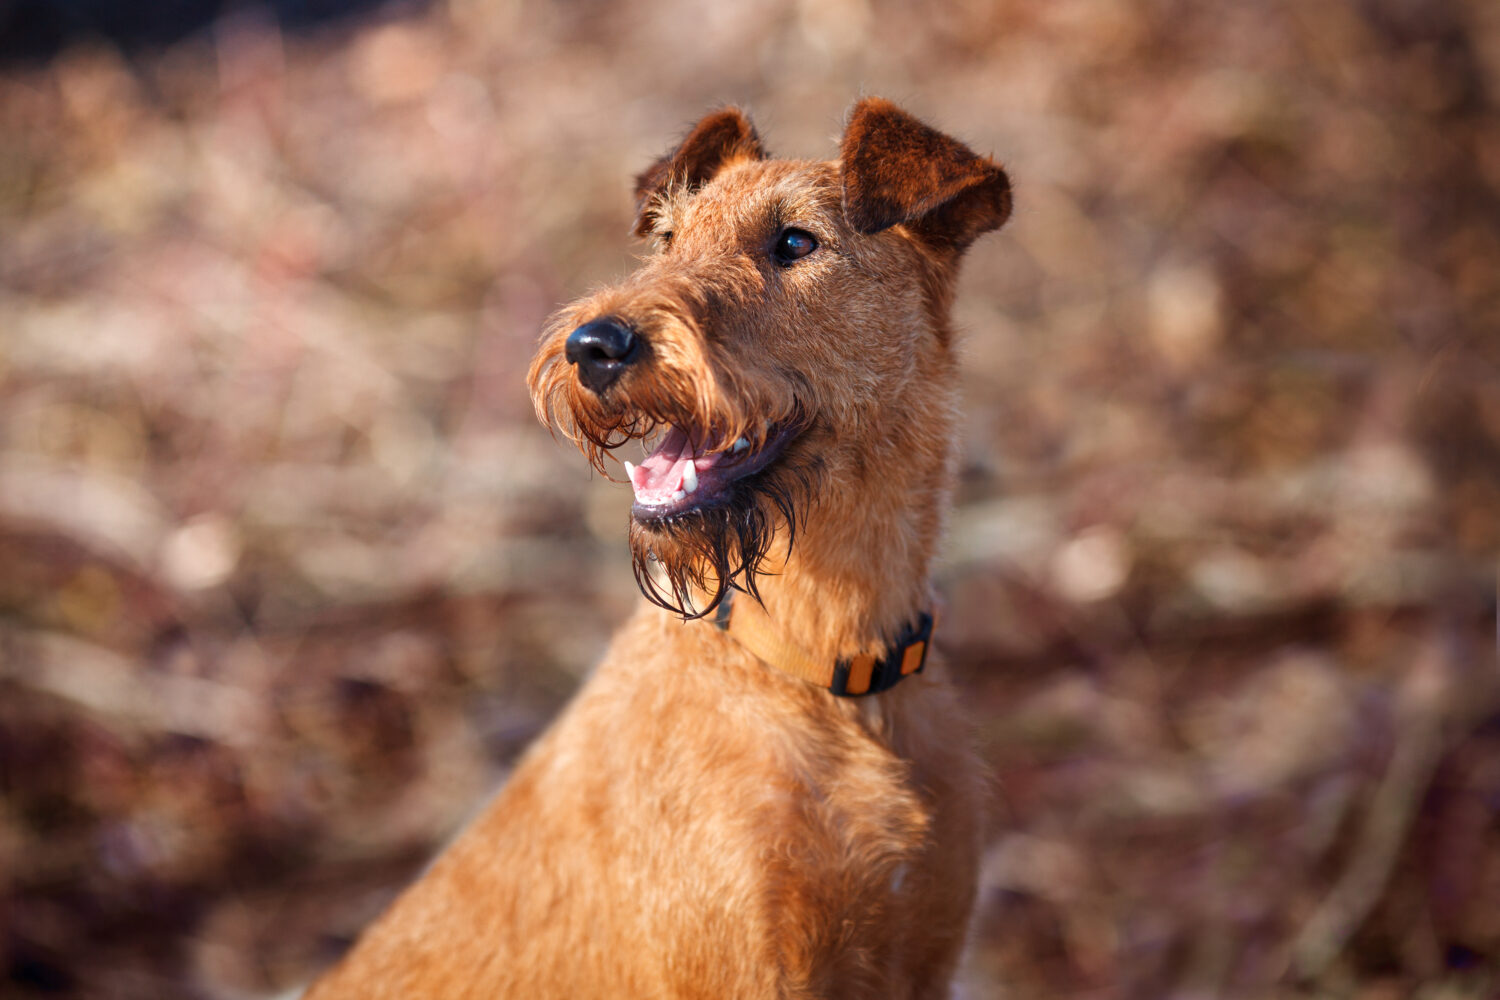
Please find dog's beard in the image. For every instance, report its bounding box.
[627,457,817,619]
[528,329,817,618]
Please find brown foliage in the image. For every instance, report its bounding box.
[1,1,1498,998]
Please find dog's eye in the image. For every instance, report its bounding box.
[658,231,674,247]
[773,228,817,266]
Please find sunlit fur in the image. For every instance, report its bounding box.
[528,152,981,618]
[308,98,1010,1000]
[529,252,817,617]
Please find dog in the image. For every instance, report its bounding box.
[305,97,1012,999]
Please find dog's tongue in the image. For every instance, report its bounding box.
[628,426,699,506]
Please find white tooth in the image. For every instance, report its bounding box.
[623,460,637,484]
[681,462,698,493]
[732,437,750,453]
[671,490,686,501]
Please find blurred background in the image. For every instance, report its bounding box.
[1,0,1497,996]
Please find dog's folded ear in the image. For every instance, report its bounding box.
[633,108,767,237]
[840,98,1012,251]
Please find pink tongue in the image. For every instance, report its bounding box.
[631,427,694,503]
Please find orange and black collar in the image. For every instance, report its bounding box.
[712,590,935,697]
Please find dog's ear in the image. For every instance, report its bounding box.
[840,97,1011,251]
[633,108,767,237]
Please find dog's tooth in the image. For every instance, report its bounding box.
[681,462,698,493]
[732,437,750,454]
[623,460,637,484]
[671,490,686,502]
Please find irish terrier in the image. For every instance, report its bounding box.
[306,97,1011,999]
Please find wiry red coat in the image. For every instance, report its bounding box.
[306,97,1011,1000]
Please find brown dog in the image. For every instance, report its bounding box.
[306,98,1011,999]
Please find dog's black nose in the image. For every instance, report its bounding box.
[565,318,639,395]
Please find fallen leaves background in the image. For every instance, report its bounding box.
[1,0,1497,997]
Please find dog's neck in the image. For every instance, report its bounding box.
[731,373,958,667]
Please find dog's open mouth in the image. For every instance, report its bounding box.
[623,424,796,520]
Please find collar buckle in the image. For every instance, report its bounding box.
[829,610,934,697]
[713,591,936,698]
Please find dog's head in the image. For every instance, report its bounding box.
[528,99,1011,617]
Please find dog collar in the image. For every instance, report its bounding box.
[712,590,935,697]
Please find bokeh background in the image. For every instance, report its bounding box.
[2,0,1498,997]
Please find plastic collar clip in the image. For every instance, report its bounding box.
[829,610,934,697]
